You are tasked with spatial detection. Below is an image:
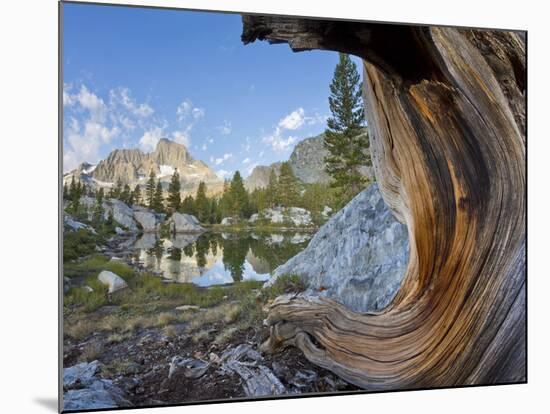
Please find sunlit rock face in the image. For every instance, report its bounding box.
[244,130,372,191]
[249,207,314,227]
[268,184,409,312]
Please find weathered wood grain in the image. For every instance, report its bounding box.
[242,17,526,389]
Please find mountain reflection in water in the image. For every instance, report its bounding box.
[129,232,311,287]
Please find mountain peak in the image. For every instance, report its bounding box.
[153,138,193,164]
[155,137,186,150]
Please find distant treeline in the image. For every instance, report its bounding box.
[63,163,341,225]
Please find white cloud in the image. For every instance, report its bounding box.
[201,143,208,151]
[305,112,328,126]
[63,83,167,171]
[279,108,305,130]
[214,153,233,166]
[192,107,205,119]
[82,88,107,122]
[139,127,164,152]
[246,162,259,176]
[84,122,119,144]
[263,134,297,152]
[216,169,233,180]
[242,157,250,164]
[261,108,324,154]
[177,99,204,122]
[172,130,190,147]
[63,84,76,107]
[110,88,154,118]
[117,115,135,131]
[217,120,232,136]
[63,120,120,171]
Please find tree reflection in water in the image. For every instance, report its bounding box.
[140,232,310,285]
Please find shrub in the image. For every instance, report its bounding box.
[63,229,100,262]
[264,274,306,300]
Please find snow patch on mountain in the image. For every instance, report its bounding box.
[158,164,175,178]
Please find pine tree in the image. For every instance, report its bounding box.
[146,170,156,209]
[167,169,181,212]
[266,169,278,208]
[69,176,76,199]
[68,176,80,214]
[208,198,219,224]
[219,180,232,218]
[153,181,164,212]
[324,53,371,202]
[121,184,131,204]
[76,180,83,199]
[229,171,249,218]
[194,182,209,222]
[277,162,299,207]
[132,185,142,206]
[63,182,69,200]
[92,188,105,225]
[106,209,114,227]
[181,195,196,216]
[112,178,123,199]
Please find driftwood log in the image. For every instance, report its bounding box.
[242,16,526,390]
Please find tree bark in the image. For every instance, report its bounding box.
[242,16,526,390]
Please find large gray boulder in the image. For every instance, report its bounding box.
[103,199,138,231]
[267,184,409,313]
[64,360,101,388]
[168,212,204,233]
[132,207,157,232]
[98,270,128,293]
[63,361,130,411]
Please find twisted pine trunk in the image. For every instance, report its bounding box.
[242,16,526,390]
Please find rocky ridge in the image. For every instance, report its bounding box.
[245,129,372,191]
[64,139,223,197]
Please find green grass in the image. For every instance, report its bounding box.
[65,258,263,315]
[232,274,307,331]
[63,260,304,346]
[63,229,101,262]
[262,274,307,300]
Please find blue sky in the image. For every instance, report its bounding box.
[62,3,361,177]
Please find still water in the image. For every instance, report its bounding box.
[127,231,312,287]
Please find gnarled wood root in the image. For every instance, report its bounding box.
[243,17,526,389]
